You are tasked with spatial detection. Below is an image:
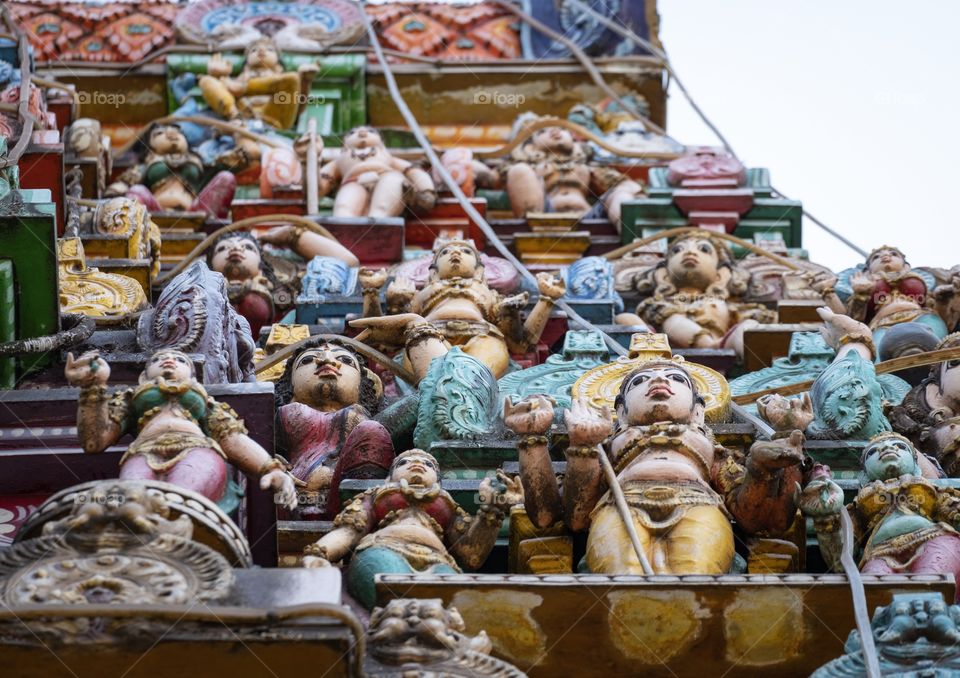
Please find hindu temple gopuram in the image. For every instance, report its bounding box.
[0,1,956,676]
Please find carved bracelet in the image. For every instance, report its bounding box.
[517,435,549,450]
[258,454,289,477]
[303,542,329,558]
[837,332,876,359]
[78,385,108,405]
[404,321,444,347]
[565,445,600,459]
[287,226,307,249]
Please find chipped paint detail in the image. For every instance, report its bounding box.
[724,587,805,666]
[449,589,545,667]
[607,589,709,664]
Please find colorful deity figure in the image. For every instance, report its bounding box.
[65,349,297,510]
[106,123,239,218]
[199,37,318,130]
[351,239,565,379]
[312,126,436,218]
[509,360,806,575]
[206,229,358,336]
[274,338,394,517]
[820,245,950,353]
[302,449,522,608]
[888,333,960,475]
[480,120,643,225]
[628,232,776,357]
[800,433,960,595]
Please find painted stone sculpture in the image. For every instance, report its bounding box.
[628,232,776,356]
[888,332,960,475]
[91,197,162,277]
[390,246,521,296]
[511,358,805,574]
[302,449,522,608]
[824,245,950,354]
[274,338,394,516]
[800,433,960,590]
[352,239,564,379]
[812,592,960,677]
[481,120,642,224]
[757,309,913,444]
[64,349,297,510]
[137,260,256,384]
[199,37,317,130]
[313,126,436,218]
[106,123,238,218]
[206,229,358,336]
[296,256,359,302]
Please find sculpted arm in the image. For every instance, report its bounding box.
[719,430,805,535]
[516,273,565,351]
[845,271,874,323]
[504,396,562,529]
[66,352,125,454]
[209,401,298,510]
[448,471,523,570]
[561,400,613,532]
[798,467,848,571]
[317,158,341,197]
[304,494,372,565]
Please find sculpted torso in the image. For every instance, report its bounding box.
[411,278,497,322]
[610,424,716,485]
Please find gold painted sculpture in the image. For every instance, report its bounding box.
[199,37,317,130]
[351,239,564,378]
[58,238,148,323]
[312,126,436,218]
[628,232,775,356]
[509,358,805,575]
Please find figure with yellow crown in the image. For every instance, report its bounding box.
[800,432,960,595]
[506,355,808,575]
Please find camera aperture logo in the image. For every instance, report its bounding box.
[77,91,126,109]
[274,92,326,105]
[473,90,525,108]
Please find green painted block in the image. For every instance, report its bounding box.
[0,259,14,389]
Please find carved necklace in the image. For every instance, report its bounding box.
[349,146,378,161]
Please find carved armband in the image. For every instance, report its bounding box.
[287,226,306,249]
[106,388,133,431]
[838,332,876,360]
[404,321,444,348]
[813,514,841,534]
[79,385,108,405]
[332,494,373,533]
[206,400,248,440]
[303,542,330,558]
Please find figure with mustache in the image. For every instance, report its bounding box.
[351,239,564,379]
[630,233,775,358]
[65,349,297,510]
[506,360,806,575]
[302,449,522,608]
[480,123,643,226]
[799,432,960,596]
[206,230,358,336]
[274,339,394,517]
[308,125,436,218]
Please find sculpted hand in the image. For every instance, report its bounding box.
[757,393,813,432]
[503,395,555,435]
[349,313,426,344]
[536,272,565,300]
[564,398,613,447]
[359,268,388,291]
[850,270,875,295]
[65,351,111,388]
[747,429,805,472]
[208,53,233,78]
[817,307,871,350]
[478,470,524,510]
[302,555,334,568]
[257,225,297,247]
[386,275,417,300]
[262,470,298,511]
[809,271,838,294]
[797,478,845,518]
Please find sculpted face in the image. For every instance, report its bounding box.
[619,365,700,426]
[939,357,960,406]
[246,40,280,69]
[534,127,575,154]
[666,237,720,289]
[291,343,362,410]
[867,248,907,275]
[433,242,478,279]
[391,451,440,488]
[344,126,382,151]
[210,236,262,282]
[863,436,917,481]
[149,125,188,155]
[144,350,193,382]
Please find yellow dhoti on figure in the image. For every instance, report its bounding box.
[585,480,734,575]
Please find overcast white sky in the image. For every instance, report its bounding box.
[659,0,959,272]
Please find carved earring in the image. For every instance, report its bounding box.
[365,369,383,401]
